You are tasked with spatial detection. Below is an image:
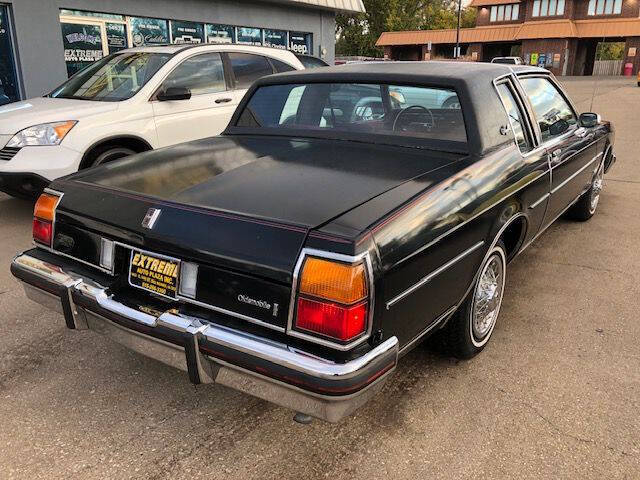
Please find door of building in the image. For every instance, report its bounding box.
[0,4,20,105]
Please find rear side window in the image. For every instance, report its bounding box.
[161,53,226,95]
[229,53,274,89]
[271,58,296,73]
[520,77,577,143]
[496,82,532,153]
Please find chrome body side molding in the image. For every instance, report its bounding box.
[386,241,485,310]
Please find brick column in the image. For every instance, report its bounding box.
[622,37,640,75]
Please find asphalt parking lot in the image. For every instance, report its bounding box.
[0,77,638,479]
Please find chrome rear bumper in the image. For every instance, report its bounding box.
[11,252,398,423]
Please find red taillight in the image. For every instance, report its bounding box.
[33,192,60,246]
[296,298,367,342]
[293,255,370,344]
[33,218,52,246]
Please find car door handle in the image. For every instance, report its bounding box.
[215,98,233,104]
[574,127,587,138]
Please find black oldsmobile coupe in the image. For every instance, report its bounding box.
[12,63,615,422]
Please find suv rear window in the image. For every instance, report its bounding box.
[236,83,467,144]
[229,53,274,89]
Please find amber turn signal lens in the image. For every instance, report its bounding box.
[33,193,60,221]
[299,257,367,305]
[53,120,77,140]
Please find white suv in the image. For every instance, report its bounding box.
[0,44,303,198]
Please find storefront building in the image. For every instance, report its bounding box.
[0,0,364,102]
[376,0,640,76]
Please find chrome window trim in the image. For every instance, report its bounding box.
[386,240,485,310]
[286,248,375,351]
[492,74,537,156]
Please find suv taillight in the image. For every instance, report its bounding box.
[294,256,369,343]
[33,192,61,246]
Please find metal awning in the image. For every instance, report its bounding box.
[377,18,640,46]
[264,0,366,13]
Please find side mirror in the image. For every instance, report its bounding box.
[579,112,600,128]
[549,118,570,136]
[157,86,191,101]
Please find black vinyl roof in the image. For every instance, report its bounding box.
[256,61,549,87]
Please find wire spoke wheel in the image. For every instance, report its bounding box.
[471,252,505,345]
[589,161,605,214]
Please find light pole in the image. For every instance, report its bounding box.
[455,0,462,58]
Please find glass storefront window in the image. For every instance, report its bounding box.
[170,20,204,44]
[106,23,127,54]
[236,27,262,45]
[0,4,19,104]
[264,29,287,49]
[289,32,312,55]
[56,9,318,79]
[61,22,105,77]
[130,16,169,47]
[206,24,234,44]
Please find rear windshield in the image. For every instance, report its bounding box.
[235,83,467,145]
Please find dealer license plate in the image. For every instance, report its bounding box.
[129,249,180,299]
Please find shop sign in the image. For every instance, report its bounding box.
[530,53,538,66]
[171,20,204,44]
[206,24,234,43]
[264,29,287,49]
[237,27,262,45]
[106,23,127,53]
[537,54,546,67]
[553,53,561,68]
[130,17,169,46]
[629,47,637,57]
[289,31,311,55]
[61,22,104,76]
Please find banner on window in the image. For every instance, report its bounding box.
[264,29,287,49]
[237,27,262,45]
[130,17,169,46]
[289,32,312,55]
[206,23,234,44]
[171,20,204,44]
[61,22,104,76]
[106,23,127,54]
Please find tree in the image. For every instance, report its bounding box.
[336,0,477,57]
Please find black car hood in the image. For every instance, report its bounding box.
[74,135,463,229]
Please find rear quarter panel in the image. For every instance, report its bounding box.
[368,143,550,348]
